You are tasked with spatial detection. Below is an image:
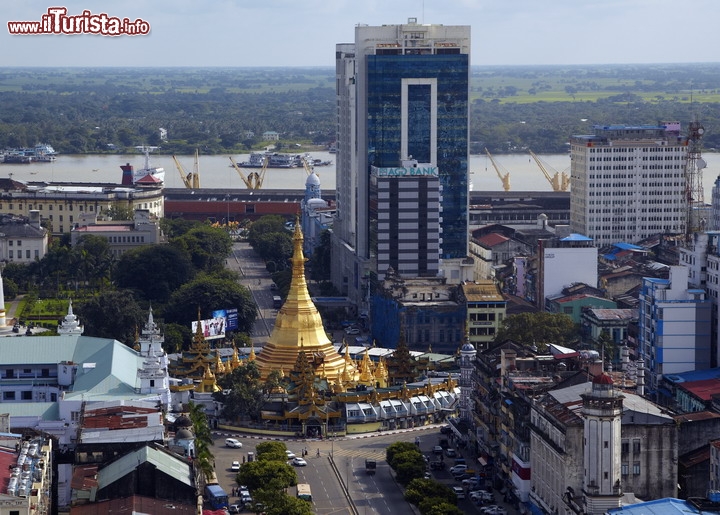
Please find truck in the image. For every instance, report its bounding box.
[365,459,376,475]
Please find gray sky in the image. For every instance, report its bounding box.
[3,0,720,67]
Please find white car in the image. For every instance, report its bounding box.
[292,457,307,466]
[285,450,296,459]
[230,460,240,472]
[225,438,243,448]
[449,464,468,474]
[345,327,361,335]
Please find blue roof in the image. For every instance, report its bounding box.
[613,242,645,251]
[608,498,710,514]
[559,233,593,242]
[664,367,720,384]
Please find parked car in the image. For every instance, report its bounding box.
[230,460,240,472]
[484,508,507,515]
[228,505,241,514]
[240,493,253,505]
[429,460,446,470]
[440,425,453,435]
[449,464,468,474]
[480,505,501,514]
[345,327,361,335]
[225,438,243,448]
[462,477,481,488]
[292,457,307,466]
[452,486,465,500]
[433,445,444,455]
[445,448,457,458]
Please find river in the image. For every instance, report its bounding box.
[1,151,718,196]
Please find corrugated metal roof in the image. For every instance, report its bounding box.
[98,446,193,489]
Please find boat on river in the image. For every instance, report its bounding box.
[120,146,165,185]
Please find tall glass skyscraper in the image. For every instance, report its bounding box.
[332,19,471,304]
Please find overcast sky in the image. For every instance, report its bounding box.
[3,0,720,68]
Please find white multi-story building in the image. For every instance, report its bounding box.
[638,266,712,393]
[0,211,48,263]
[569,124,687,246]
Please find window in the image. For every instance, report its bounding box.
[8,241,12,247]
[150,379,155,387]
[632,439,641,454]
[8,251,12,259]
[41,368,49,377]
[71,411,80,422]
[21,391,32,400]
[4,369,14,379]
[3,391,15,400]
[633,462,641,475]
[621,440,629,454]
[16,240,21,246]
[25,250,30,259]
[621,463,629,476]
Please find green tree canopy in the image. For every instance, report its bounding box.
[115,244,195,302]
[405,479,456,506]
[247,215,288,247]
[255,441,288,462]
[257,493,313,515]
[171,224,232,273]
[236,460,297,492]
[494,311,577,351]
[214,361,264,422]
[386,441,420,468]
[164,273,256,332]
[76,290,145,346]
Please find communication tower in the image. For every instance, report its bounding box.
[685,120,707,236]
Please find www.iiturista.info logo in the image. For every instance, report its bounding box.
[8,7,150,36]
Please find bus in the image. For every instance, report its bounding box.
[273,296,282,309]
[204,483,229,510]
[296,483,312,502]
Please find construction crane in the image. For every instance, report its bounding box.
[172,149,200,189]
[528,149,569,192]
[228,155,268,189]
[484,148,511,192]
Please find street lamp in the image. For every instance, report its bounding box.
[331,432,336,459]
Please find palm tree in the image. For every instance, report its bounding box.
[187,401,215,484]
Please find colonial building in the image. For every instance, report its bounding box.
[459,281,506,353]
[70,209,166,257]
[0,211,48,263]
[0,178,164,235]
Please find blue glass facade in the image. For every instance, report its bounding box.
[366,53,469,259]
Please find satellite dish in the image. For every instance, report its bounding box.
[698,158,707,169]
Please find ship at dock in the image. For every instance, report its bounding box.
[2,143,57,164]
[237,152,332,169]
[120,146,166,185]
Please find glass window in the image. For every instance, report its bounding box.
[3,391,15,400]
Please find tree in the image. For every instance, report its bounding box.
[386,442,420,468]
[103,203,133,220]
[308,229,331,282]
[76,290,145,346]
[236,460,297,492]
[187,401,215,484]
[214,361,264,421]
[405,479,456,506]
[419,499,464,515]
[115,245,194,302]
[259,494,313,515]
[494,312,577,351]
[247,215,287,248]
[164,273,256,332]
[171,224,232,273]
[255,441,288,462]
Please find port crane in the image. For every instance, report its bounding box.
[228,155,269,189]
[172,149,201,189]
[528,149,570,192]
[484,148,511,192]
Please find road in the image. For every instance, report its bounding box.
[228,241,276,344]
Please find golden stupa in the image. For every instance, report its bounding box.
[254,220,355,382]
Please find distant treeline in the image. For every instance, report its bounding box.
[0,64,719,155]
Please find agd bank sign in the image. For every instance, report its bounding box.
[373,165,439,178]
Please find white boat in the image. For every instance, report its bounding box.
[120,146,165,185]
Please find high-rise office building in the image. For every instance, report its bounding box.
[569,124,687,245]
[332,19,471,305]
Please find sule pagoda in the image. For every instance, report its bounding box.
[171,221,460,435]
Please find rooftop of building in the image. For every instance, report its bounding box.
[583,308,638,321]
[608,497,720,515]
[461,281,504,302]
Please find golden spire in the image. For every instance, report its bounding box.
[248,346,256,361]
[231,345,241,369]
[254,218,354,382]
[215,353,225,375]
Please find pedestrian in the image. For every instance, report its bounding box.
[316,448,320,457]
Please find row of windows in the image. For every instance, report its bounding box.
[588,146,682,153]
[8,250,39,259]
[621,463,642,475]
[109,235,147,243]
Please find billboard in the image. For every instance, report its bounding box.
[213,308,238,331]
[191,316,226,340]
